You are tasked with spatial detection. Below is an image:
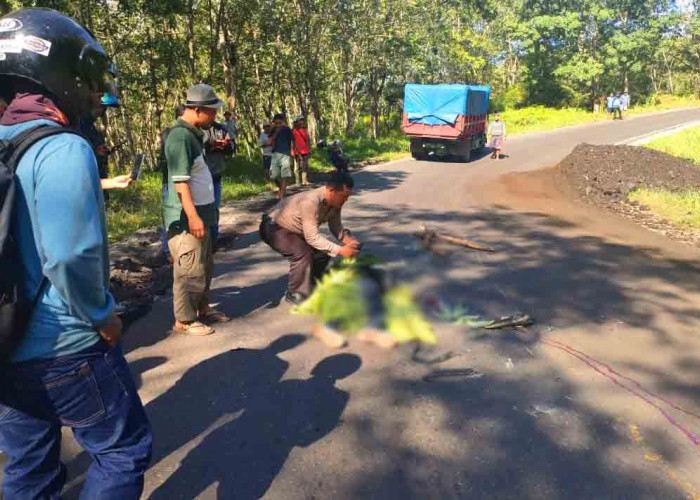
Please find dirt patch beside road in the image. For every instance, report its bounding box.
[555,143,700,248]
[558,143,700,204]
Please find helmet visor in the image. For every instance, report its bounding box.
[79,44,116,94]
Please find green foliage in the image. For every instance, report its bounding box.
[384,286,437,344]
[629,188,700,230]
[295,256,436,343]
[644,124,700,166]
[295,267,370,333]
[627,124,700,231]
[106,172,163,242]
[502,95,700,136]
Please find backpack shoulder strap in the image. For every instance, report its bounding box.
[5,125,85,305]
[7,125,85,172]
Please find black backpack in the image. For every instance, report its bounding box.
[0,125,82,363]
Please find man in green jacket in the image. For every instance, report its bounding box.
[164,83,230,336]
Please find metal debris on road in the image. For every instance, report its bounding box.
[423,368,484,382]
[484,313,535,330]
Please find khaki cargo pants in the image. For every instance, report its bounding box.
[168,231,214,322]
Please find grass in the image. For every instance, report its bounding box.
[628,189,700,229]
[107,133,410,241]
[625,123,700,231]
[644,124,700,165]
[503,94,700,136]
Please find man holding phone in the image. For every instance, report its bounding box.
[163,83,230,336]
[203,121,233,245]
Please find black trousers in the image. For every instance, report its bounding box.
[260,218,331,296]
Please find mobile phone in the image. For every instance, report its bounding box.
[130,153,145,181]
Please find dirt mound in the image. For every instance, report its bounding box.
[558,143,700,205]
[555,143,700,249]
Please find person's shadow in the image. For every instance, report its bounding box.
[149,353,362,500]
[62,335,307,499]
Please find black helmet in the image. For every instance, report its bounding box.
[0,8,116,123]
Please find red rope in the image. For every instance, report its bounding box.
[542,337,700,447]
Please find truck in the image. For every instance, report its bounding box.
[402,83,491,162]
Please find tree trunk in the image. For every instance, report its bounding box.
[221,21,237,111]
[187,0,196,79]
[344,80,355,136]
[309,86,325,138]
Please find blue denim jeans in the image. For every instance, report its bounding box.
[0,341,152,499]
[210,174,223,242]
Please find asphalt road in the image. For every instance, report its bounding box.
[9,108,700,499]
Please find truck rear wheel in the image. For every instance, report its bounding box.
[412,152,428,161]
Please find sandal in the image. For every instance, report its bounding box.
[173,321,215,336]
[200,311,231,324]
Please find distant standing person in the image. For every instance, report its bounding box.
[487,113,506,160]
[163,83,230,336]
[606,93,614,117]
[203,120,234,245]
[292,115,311,185]
[267,113,294,200]
[223,111,237,154]
[612,93,623,120]
[622,91,630,112]
[259,122,273,182]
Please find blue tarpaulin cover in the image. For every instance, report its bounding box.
[404,84,491,125]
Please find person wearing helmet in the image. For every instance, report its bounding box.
[0,9,152,499]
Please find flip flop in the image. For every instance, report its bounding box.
[484,314,534,330]
[173,321,215,336]
[200,311,231,324]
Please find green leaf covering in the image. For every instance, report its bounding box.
[294,267,369,333]
[384,286,437,344]
[294,257,436,343]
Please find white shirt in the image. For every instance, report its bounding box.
[259,132,273,156]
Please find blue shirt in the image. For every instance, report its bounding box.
[0,119,112,362]
[612,97,621,109]
[606,96,614,108]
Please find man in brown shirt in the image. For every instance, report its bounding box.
[260,171,360,304]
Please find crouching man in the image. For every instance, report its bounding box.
[260,171,360,305]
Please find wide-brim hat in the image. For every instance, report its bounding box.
[185,83,224,109]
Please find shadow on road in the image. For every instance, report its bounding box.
[351,202,700,346]
[64,335,320,498]
[149,353,361,499]
[341,361,687,499]
[54,164,700,499]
